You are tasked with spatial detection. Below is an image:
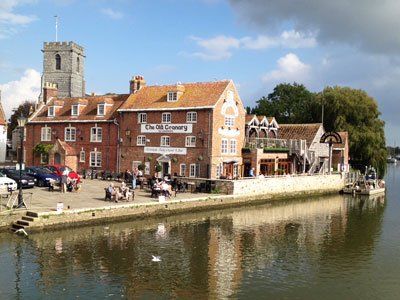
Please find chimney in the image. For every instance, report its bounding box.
[43,82,58,104]
[129,75,146,94]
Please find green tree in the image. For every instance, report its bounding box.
[252,82,319,123]
[317,86,387,175]
[7,101,34,139]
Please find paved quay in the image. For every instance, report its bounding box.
[19,179,210,212]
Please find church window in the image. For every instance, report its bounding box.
[55,54,61,70]
[77,57,80,73]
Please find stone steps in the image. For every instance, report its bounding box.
[11,211,39,233]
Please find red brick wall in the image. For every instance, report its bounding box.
[24,122,119,173]
[119,109,212,177]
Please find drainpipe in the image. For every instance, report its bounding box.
[114,117,120,173]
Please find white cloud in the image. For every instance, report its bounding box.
[0,69,41,118]
[0,0,37,38]
[100,8,123,20]
[242,30,316,49]
[187,35,241,61]
[186,30,316,61]
[262,53,310,83]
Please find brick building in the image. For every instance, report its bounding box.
[26,83,128,172]
[118,77,246,179]
[25,76,246,179]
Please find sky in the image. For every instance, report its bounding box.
[0,0,399,144]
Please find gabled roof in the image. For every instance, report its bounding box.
[279,123,322,146]
[245,114,259,125]
[119,80,231,111]
[29,94,129,123]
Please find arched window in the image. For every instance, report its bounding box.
[76,57,80,73]
[55,54,61,70]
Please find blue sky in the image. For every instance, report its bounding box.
[1,0,399,144]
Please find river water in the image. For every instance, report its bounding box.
[0,166,399,299]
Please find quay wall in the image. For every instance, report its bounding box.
[1,174,346,233]
[228,173,345,196]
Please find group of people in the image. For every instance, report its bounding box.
[150,175,173,198]
[106,182,133,202]
[124,168,143,190]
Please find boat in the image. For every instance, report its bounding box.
[387,156,397,163]
[343,167,386,195]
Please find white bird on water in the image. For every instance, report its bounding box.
[15,228,28,236]
[152,255,161,262]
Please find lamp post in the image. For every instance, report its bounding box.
[17,114,27,208]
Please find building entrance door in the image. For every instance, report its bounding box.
[162,162,170,176]
[54,153,61,165]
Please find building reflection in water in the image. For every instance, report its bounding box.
[16,194,385,299]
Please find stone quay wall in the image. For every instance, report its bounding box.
[215,173,345,196]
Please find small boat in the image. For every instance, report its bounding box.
[343,167,386,195]
[387,157,397,163]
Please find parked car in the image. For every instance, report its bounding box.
[25,166,60,187]
[45,165,81,183]
[0,171,18,191]
[0,168,36,188]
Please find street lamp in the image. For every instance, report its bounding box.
[17,114,27,208]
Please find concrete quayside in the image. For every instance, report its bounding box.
[1,173,348,233]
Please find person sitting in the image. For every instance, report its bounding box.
[120,181,133,201]
[161,181,172,198]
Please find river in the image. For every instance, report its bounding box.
[0,165,399,299]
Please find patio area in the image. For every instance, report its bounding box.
[1,178,211,213]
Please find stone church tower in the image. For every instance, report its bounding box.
[41,41,85,99]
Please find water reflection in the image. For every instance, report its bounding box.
[0,194,386,299]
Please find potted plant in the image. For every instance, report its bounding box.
[138,163,145,171]
[172,157,178,163]
[155,163,162,173]
[198,155,204,161]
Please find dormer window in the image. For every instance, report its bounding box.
[97,104,105,116]
[167,92,177,102]
[48,106,55,117]
[71,105,79,116]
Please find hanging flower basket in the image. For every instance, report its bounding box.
[147,156,153,162]
[171,157,178,163]
[198,155,204,161]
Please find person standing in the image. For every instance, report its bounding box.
[61,168,69,193]
[132,168,138,190]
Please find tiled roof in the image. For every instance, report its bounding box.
[245,114,258,123]
[29,94,129,123]
[279,123,322,146]
[119,80,230,111]
[58,139,78,156]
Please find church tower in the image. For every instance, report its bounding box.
[41,41,85,98]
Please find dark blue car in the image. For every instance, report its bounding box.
[26,167,60,187]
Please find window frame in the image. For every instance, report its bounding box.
[230,139,237,154]
[224,116,235,127]
[71,105,79,116]
[160,136,170,147]
[48,106,55,117]
[189,164,197,178]
[90,150,102,167]
[167,92,178,102]
[137,135,146,146]
[186,111,197,123]
[221,138,228,154]
[41,127,52,142]
[79,150,85,162]
[55,54,61,70]
[90,126,102,142]
[64,126,76,142]
[138,113,147,124]
[97,104,105,116]
[185,136,196,147]
[162,112,171,124]
[40,153,49,164]
[180,164,186,177]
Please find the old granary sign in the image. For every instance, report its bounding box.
[141,124,193,134]
[144,147,187,155]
